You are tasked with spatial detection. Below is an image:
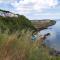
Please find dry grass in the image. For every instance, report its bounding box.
[0,30,32,60]
[0,30,60,60]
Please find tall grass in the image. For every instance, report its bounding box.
[0,30,60,60]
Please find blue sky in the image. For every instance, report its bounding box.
[0,0,60,20]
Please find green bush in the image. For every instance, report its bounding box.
[0,15,36,33]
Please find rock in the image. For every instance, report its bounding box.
[49,50,60,56]
[45,33,50,36]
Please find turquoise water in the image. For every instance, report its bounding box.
[38,20,60,51]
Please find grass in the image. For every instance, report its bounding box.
[0,30,60,60]
[0,11,36,32]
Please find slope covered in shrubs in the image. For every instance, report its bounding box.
[0,11,36,33]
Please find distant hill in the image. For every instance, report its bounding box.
[0,9,36,33]
[31,20,56,31]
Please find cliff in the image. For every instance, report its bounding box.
[0,9,36,33]
[31,20,56,31]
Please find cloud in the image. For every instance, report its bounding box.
[26,12,60,19]
[10,0,58,14]
[0,0,15,3]
[0,0,58,13]
[0,0,59,19]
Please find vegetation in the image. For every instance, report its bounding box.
[48,20,56,26]
[0,30,60,60]
[0,9,59,60]
[0,9,10,13]
[0,15,36,33]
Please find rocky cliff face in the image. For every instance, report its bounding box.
[0,9,18,17]
[31,20,56,31]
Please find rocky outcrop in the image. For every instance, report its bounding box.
[31,20,56,31]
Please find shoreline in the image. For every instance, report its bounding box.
[32,20,56,36]
[31,20,57,56]
[31,20,56,32]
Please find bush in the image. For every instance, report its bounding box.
[0,15,36,33]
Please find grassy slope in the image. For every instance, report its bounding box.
[0,15,36,33]
[0,9,36,32]
[0,31,60,60]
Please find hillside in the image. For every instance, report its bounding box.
[0,9,56,33]
[31,20,56,31]
[0,9,36,33]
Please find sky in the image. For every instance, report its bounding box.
[0,0,60,20]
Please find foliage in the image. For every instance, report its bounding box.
[0,9,10,13]
[0,30,60,60]
[0,15,36,33]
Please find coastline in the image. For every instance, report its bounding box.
[31,20,56,54]
[31,20,56,31]
[32,19,56,39]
